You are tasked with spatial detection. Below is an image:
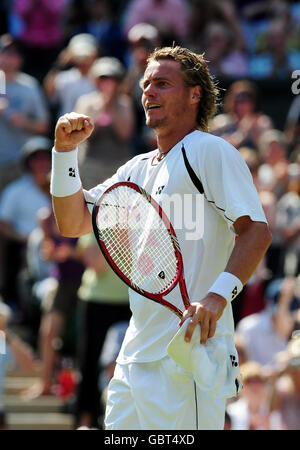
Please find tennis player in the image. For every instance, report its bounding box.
[50,46,272,430]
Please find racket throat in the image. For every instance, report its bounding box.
[179,279,190,310]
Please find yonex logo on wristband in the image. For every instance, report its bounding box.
[69,167,76,177]
[51,148,82,197]
[231,286,238,299]
[208,272,243,303]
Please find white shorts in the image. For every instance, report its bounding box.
[104,357,226,430]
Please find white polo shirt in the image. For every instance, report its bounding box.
[84,130,267,363]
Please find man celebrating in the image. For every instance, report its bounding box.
[50,46,272,430]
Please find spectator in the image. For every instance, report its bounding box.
[70,0,128,65]
[236,0,276,54]
[275,162,300,276]
[188,0,247,54]
[249,18,300,80]
[17,206,56,344]
[285,94,300,157]
[61,0,91,40]
[201,21,249,78]
[234,155,280,318]
[236,277,299,371]
[234,332,248,366]
[75,232,130,429]
[239,146,262,190]
[259,189,282,279]
[210,79,273,149]
[0,34,49,193]
[0,136,51,311]
[124,22,160,155]
[74,56,135,189]
[22,206,85,399]
[0,300,34,429]
[269,331,300,429]
[12,0,66,83]
[43,33,98,120]
[226,360,280,429]
[123,0,189,46]
[257,129,290,199]
[98,321,129,422]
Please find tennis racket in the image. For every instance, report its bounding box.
[92,182,190,319]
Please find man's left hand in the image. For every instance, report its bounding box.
[182,293,227,344]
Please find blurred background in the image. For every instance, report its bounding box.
[0,0,300,430]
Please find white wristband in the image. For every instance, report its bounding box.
[208,272,243,303]
[50,147,82,197]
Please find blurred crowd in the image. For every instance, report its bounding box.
[0,0,300,430]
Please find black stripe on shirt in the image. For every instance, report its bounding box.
[181,143,234,223]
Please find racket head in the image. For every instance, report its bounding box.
[92,181,185,307]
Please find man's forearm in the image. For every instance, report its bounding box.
[52,188,93,237]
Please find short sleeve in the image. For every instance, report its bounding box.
[198,137,267,231]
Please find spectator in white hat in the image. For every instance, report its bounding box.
[43,34,99,119]
[0,136,51,310]
[74,56,135,189]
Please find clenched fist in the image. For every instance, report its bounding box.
[54,112,94,152]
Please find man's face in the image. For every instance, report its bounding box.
[141,59,192,132]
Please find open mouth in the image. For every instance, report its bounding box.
[147,104,161,111]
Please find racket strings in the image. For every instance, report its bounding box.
[96,186,178,294]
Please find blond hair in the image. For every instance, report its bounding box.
[146,46,220,132]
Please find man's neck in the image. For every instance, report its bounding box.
[156,125,198,154]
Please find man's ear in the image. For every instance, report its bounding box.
[190,85,202,104]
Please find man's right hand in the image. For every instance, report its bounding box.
[54,112,94,152]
